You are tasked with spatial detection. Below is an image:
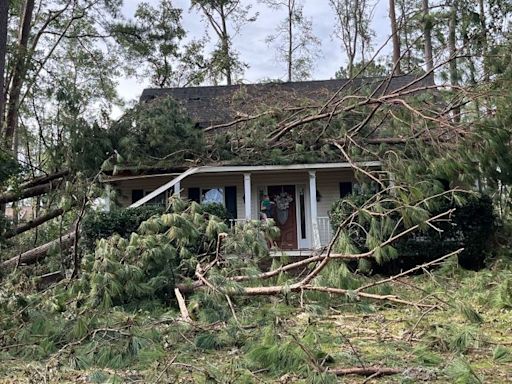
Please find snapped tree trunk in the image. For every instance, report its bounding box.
[389,0,401,75]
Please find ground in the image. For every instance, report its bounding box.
[0,258,511,383]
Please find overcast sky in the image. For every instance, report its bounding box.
[116,0,392,107]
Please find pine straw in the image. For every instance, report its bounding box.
[1,266,511,383]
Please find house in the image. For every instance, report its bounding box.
[102,75,429,254]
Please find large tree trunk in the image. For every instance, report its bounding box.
[4,207,66,239]
[389,0,401,75]
[219,5,232,85]
[287,0,293,82]
[0,0,8,132]
[422,0,433,73]
[3,0,34,151]
[478,0,488,82]
[1,232,75,271]
[0,181,62,205]
[448,0,460,122]
[20,170,69,189]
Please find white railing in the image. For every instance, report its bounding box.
[317,217,333,246]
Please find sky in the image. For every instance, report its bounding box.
[116,0,392,109]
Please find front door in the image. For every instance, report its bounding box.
[267,185,298,250]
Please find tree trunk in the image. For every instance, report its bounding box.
[4,207,66,239]
[478,0,488,83]
[4,0,34,151]
[448,0,460,122]
[0,0,8,132]
[422,0,433,73]
[389,0,401,75]
[20,170,69,189]
[328,367,402,377]
[219,5,232,85]
[287,0,293,82]
[1,232,75,271]
[0,181,62,205]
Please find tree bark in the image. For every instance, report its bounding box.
[0,0,8,132]
[219,5,232,85]
[287,0,293,82]
[389,0,401,75]
[448,0,460,122]
[422,0,433,73]
[20,170,69,189]
[1,232,75,271]
[328,367,402,377]
[4,0,35,151]
[0,181,62,205]
[4,207,66,239]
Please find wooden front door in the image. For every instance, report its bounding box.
[267,185,298,250]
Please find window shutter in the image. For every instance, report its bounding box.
[187,187,200,203]
[224,186,237,219]
[339,182,353,198]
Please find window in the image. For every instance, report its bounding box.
[201,188,224,205]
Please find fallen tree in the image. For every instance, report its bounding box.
[4,207,66,239]
[1,232,75,270]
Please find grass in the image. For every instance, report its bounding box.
[1,260,512,383]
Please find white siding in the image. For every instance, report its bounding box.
[111,168,355,220]
[181,174,245,218]
[316,170,355,217]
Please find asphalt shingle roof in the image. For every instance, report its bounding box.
[140,75,431,128]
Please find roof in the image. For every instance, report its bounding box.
[140,74,433,128]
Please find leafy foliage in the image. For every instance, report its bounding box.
[108,97,204,167]
[81,205,165,251]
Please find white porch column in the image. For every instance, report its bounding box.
[174,180,181,196]
[309,170,321,249]
[244,173,252,220]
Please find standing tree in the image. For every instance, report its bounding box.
[330,0,374,78]
[389,0,401,74]
[191,0,257,85]
[0,0,7,133]
[262,0,320,81]
[112,0,208,88]
[422,0,433,73]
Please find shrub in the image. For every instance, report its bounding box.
[329,193,495,272]
[81,205,164,250]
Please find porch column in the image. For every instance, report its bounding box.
[173,180,181,197]
[309,170,321,249]
[244,173,252,220]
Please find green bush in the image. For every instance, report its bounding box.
[200,202,229,222]
[81,205,164,250]
[329,194,495,272]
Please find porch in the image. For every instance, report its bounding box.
[107,162,380,252]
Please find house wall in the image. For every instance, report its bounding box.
[181,174,245,219]
[111,168,356,219]
[112,175,175,207]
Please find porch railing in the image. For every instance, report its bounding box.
[317,216,333,246]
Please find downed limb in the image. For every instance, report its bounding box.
[0,181,63,204]
[327,366,402,377]
[4,207,66,239]
[1,232,75,270]
[174,288,191,322]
